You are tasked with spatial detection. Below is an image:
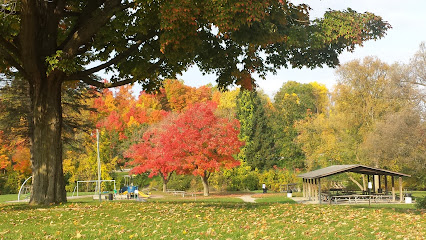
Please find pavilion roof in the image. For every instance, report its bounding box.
[298,165,410,179]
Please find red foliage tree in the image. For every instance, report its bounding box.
[12,146,32,175]
[126,101,242,196]
[125,115,178,192]
[167,101,243,196]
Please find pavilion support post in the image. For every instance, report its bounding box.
[303,179,306,198]
[309,179,313,201]
[306,179,311,201]
[318,178,321,204]
[306,179,309,199]
[305,179,308,199]
[384,175,388,194]
[378,175,381,192]
[362,175,366,191]
[312,178,318,200]
[392,176,395,202]
[367,175,370,193]
[399,177,403,203]
[315,179,318,201]
[373,175,376,193]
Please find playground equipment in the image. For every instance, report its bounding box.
[18,176,32,202]
[72,180,117,198]
[117,175,151,200]
[117,185,151,200]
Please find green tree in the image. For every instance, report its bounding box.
[237,90,276,169]
[273,81,327,168]
[0,0,390,204]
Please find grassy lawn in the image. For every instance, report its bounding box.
[0,194,23,203]
[0,192,97,204]
[0,191,424,239]
[412,191,426,198]
[0,200,424,239]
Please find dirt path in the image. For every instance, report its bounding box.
[238,195,256,203]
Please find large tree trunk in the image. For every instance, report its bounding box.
[20,1,66,205]
[160,173,171,192]
[29,78,66,204]
[201,172,210,196]
[163,182,167,193]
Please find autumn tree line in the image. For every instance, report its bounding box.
[1,43,424,195]
[1,0,394,204]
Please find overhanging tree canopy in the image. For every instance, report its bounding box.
[0,0,390,204]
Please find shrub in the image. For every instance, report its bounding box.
[415,196,426,210]
[209,171,231,192]
[167,174,193,191]
[0,171,22,194]
[242,171,259,191]
[258,166,299,192]
[132,173,154,188]
[210,161,258,191]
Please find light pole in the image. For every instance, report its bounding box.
[97,129,102,202]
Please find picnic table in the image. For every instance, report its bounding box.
[323,193,393,204]
[166,189,197,197]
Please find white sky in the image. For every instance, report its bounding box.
[177,0,426,98]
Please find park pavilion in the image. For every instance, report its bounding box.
[298,165,411,204]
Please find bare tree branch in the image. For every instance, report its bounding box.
[401,80,426,87]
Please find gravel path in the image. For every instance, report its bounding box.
[238,195,256,203]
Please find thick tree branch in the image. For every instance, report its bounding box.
[0,37,20,59]
[0,50,29,80]
[58,0,106,50]
[78,75,136,88]
[69,40,143,79]
[60,0,134,58]
[71,58,165,89]
[68,28,160,79]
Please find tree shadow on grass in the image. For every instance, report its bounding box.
[349,204,423,215]
[0,203,59,212]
